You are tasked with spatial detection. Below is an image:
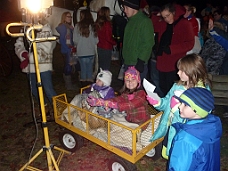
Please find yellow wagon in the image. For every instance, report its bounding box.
[53,89,164,171]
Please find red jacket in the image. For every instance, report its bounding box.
[97,21,116,50]
[151,4,195,72]
[111,90,150,125]
[188,16,199,37]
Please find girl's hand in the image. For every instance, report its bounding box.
[170,96,180,108]
[146,95,158,105]
[104,100,118,110]
[87,96,104,107]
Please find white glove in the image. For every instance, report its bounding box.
[14,37,27,61]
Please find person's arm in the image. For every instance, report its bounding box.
[56,24,70,53]
[114,90,147,112]
[170,19,195,55]
[209,19,228,51]
[138,18,155,63]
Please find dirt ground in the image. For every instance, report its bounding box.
[0,44,228,171]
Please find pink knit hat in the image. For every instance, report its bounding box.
[124,66,141,88]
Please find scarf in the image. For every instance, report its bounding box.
[156,15,183,56]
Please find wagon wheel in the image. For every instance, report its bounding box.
[145,141,162,160]
[0,43,13,77]
[59,129,84,152]
[108,155,137,171]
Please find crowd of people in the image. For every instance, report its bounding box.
[14,0,228,170]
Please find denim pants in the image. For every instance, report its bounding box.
[97,47,112,70]
[29,71,57,104]
[78,55,94,81]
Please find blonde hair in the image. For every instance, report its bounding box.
[177,53,210,88]
[184,4,196,14]
[60,11,72,25]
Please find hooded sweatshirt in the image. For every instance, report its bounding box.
[168,114,222,171]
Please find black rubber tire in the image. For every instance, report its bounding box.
[108,155,137,171]
[59,129,84,152]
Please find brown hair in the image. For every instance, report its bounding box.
[78,9,97,37]
[177,53,210,88]
[95,6,111,30]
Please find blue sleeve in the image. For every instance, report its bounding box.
[56,24,70,53]
[168,132,202,171]
[210,30,228,51]
[213,27,228,40]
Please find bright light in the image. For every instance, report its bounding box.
[27,0,41,13]
[18,0,53,13]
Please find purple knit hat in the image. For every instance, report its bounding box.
[124,66,141,88]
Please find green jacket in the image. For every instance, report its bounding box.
[122,11,154,65]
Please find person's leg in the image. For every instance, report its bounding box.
[78,57,86,81]
[40,71,57,104]
[165,70,179,94]
[159,71,167,96]
[97,48,112,70]
[85,55,94,81]
[29,73,39,102]
[139,63,148,81]
[149,59,164,97]
[62,53,76,90]
[63,53,72,76]
[105,49,112,70]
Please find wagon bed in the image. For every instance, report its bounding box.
[53,93,164,170]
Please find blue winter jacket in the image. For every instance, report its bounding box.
[210,27,228,51]
[168,114,222,171]
[150,82,210,157]
[56,23,74,54]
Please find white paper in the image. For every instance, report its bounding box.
[143,78,160,101]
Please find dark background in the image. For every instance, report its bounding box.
[1,0,226,15]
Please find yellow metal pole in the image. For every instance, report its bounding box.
[31,28,54,171]
[6,22,70,171]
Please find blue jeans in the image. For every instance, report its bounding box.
[29,71,57,104]
[78,55,94,80]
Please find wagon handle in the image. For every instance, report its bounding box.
[6,22,56,42]
[5,22,30,37]
[26,24,56,42]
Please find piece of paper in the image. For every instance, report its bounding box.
[143,78,160,101]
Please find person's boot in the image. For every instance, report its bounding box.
[63,74,76,90]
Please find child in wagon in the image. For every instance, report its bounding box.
[82,68,115,118]
[87,66,150,125]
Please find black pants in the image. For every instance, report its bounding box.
[159,70,179,97]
